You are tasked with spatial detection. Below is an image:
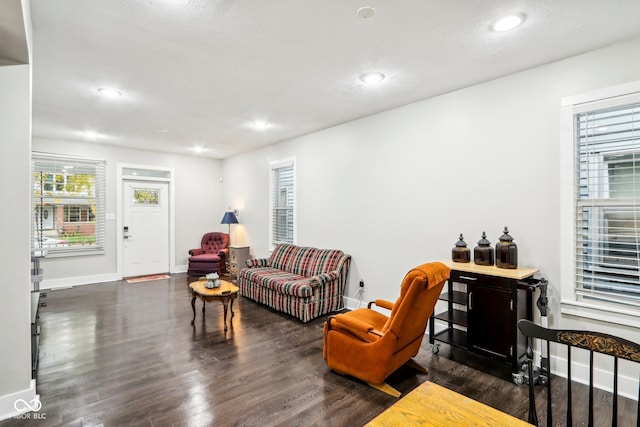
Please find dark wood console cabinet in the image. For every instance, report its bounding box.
[429,260,539,377]
[31,251,46,377]
[31,292,41,377]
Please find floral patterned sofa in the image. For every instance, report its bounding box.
[238,243,352,322]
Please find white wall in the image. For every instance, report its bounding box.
[0,0,35,420]
[32,139,224,286]
[0,65,34,421]
[224,36,640,339]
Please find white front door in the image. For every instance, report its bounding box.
[123,180,169,277]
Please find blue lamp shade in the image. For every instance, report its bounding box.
[221,211,239,224]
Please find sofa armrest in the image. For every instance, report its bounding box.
[218,248,229,258]
[189,248,204,256]
[246,258,269,268]
[310,253,351,289]
[310,271,339,286]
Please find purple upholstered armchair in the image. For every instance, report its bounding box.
[187,232,229,276]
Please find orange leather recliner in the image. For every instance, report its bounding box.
[323,262,450,397]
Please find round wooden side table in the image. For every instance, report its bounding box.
[189,280,239,331]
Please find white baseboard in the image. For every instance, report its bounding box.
[41,273,119,290]
[343,295,367,311]
[41,270,189,290]
[0,380,38,422]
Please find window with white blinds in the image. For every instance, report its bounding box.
[32,152,106,256]
[270,158,295,248]
[575,102,640,304]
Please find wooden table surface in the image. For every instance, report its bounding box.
[365,381,533,427]
[189,279,238,295]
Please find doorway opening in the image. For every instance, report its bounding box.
[117,164,175,279]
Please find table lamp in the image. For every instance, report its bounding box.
[220,211,239,248]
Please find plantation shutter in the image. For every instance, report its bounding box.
[271,160,295,246]
[575,102,640,304]
[32,152,106,255]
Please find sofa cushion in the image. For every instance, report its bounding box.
[270,244,312,277]
[307,249,344,276]
[269,244,344,277]
[241,267,314,297]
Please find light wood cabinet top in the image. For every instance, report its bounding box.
[439,259,539,280]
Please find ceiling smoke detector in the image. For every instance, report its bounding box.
[356,6,375,19]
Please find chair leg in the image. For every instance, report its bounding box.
[405,358,428,374]
[367,382,401,398]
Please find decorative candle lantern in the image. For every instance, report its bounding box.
[451,233,471,263]
[496,226,518,269]
[474,231,494,266]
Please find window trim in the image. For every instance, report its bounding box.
[269,157,296,250]
[560,80,640,323]
[32,152,106,257]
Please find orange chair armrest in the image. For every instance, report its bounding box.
[367,299,394,311]
[333,313,375,334]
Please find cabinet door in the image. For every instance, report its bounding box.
[229,248,238,269]
[467,285,513,361]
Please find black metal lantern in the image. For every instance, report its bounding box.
[496,226,518,269]
[474,231,494,266]
[452,233,471,263]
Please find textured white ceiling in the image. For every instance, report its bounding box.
[30,0,640,159]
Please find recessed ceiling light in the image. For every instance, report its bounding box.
[360,72,386,84]
[82,131,98,139]
[97,87,122,98]
[191,146,206,153]
[492,14,525,32]
[356,6,375,19]
[160,129,169,133]
[252,121,269,130]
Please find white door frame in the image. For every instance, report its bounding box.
[116,163,176,279]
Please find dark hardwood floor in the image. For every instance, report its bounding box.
[2,274,635,426]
